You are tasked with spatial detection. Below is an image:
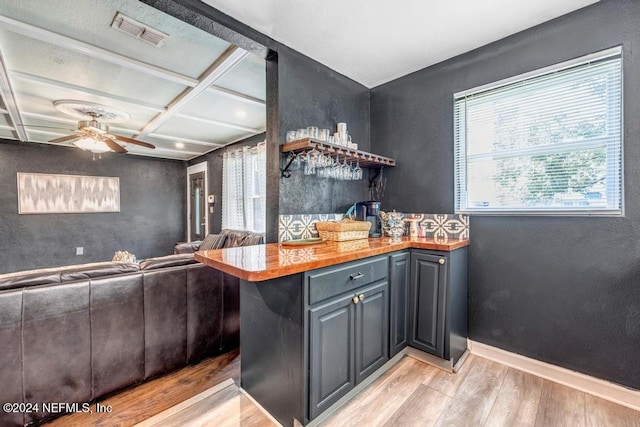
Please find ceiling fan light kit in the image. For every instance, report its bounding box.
[48,100,155,155]
[73,137,111,154]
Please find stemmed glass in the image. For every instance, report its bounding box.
[352,160,362,180]
[342,157,351,181]
[332,155,343,180]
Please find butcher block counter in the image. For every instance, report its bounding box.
[195,236,469,281]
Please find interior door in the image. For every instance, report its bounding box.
[189,171,206,241]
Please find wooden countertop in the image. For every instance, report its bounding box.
[195,237,469,282]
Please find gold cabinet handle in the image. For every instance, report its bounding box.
[358,294,365,301]
[438,258,445,265]
[352,296,359,304]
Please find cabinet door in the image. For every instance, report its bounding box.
[355,281,389,384]
[309,294,356,420]
[389,252,410,357]
[409,252,446,358]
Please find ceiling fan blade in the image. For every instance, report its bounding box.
[113,134,155,149]
[49,134,82,144]
[101,137,128,153]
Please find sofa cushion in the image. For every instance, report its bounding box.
[199,234,227,251]
[220,229,264,248]
[0,268,61,291]
[174,241,202,254]
[60,262,140,282]
[139,254,197,270]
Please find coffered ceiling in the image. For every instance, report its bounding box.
[0,0,266,160]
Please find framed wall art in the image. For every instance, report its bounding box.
[17,172,120,214]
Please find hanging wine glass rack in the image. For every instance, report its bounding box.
[281,138,396,170]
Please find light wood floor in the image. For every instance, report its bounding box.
[44,350,640,427]
[44,349,241,427]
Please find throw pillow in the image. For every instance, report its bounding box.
[199,233,227,251]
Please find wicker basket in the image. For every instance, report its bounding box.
[315,220,371,241]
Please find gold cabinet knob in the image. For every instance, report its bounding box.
[358,294,365,301]
[438,258,445,265]
[352,296,359,304]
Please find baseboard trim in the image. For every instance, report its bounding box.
[468,339,640,412]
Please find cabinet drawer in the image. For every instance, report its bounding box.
[307,256,387,305]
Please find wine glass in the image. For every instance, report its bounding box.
[342,157,351,181]
[353,160,362,180]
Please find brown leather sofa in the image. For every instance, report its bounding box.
[0,229,264,427]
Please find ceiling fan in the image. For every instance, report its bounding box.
[42,100,156,154]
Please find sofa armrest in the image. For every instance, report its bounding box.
[174,241,201,254]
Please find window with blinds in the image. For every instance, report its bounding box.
[454,47,623,215]
[221,143,266,232]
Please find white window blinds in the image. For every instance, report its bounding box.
[454,47,622,215]
[221,142,266,232]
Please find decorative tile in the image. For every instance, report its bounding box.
[279,213,344,242]
[412,213,469,239]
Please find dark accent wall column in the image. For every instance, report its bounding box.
[0,141,185,273]
[276,50,370,215]
[371,0,640,390]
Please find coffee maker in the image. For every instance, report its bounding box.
[355,201,381,238]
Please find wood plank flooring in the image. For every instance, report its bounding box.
[321,354,640,427]
[43,350,640,427]
[44,349,241,427]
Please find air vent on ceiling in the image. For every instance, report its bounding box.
[111,12,168,48]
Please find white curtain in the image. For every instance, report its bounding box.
[222,142,266,232]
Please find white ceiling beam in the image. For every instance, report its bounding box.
[0,123,15,131]
[147,132,225,147]
[0,44,27,141]
[126,151,191,161]
[175,112,260,133]
[137,45,249,139]
[0,15,198,88]
[207,85,265,106]
[21,111,78,127]
[10,71,167,113]
[127,145,202,156]
[0,107,8,114]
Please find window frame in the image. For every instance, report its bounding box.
[453,46,624,217]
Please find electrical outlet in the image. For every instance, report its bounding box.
[76,247,84,255]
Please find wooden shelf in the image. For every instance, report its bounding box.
[281,138,396,168]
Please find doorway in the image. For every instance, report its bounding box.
[187,162,208,241]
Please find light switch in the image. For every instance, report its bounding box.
[76,247,84,255]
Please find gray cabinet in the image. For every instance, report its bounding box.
[410,251,446,357]
[307,258,389,420]
[239,249,466,427]
[354,282,389,383]
[309,293,356,419]
[389,251,410,357]
[409,248,468,364]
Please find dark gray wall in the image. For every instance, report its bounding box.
[0,140,185,273]
[188,133,265,235]
[276,51,370,215]
[371,0,640,390]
